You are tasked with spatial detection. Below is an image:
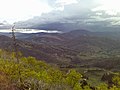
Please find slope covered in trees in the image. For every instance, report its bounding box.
[0,49,120,90]
[1,30,120,71]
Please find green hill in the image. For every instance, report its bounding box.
[0,49,120,90]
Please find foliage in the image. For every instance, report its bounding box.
[0,49,120,90]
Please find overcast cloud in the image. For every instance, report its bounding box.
[10,0,120,31]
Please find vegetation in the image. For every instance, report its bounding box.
[0,49,119,90]
[1,30,120,71]
[0,30,120,89]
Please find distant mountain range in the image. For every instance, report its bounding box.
[1,20,120,32]
[0,21,11,29]
[14,18,120,32]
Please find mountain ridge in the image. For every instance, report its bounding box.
[0,30,120,70]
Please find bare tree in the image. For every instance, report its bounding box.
[11,24,22,85]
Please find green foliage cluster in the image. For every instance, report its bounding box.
[0,49,120,90]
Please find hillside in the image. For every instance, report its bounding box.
[1,30,120,71]
[0,49,120,90]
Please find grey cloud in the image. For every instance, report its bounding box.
[15,0,120,32]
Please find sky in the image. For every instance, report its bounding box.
[0,0,52,23]
[1,0,120,31]
[0,0,78,23]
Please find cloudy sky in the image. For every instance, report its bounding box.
[0,0,120,31]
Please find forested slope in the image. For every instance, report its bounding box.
[0,49,120,90]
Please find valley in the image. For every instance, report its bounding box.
[0,29,120,71]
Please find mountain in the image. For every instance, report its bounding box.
[15,21,84,32]
[21,30,120,52]
[20,30,120,70]
[1,30,120,70]
[0,35,78,63]
[0,21,11,29]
